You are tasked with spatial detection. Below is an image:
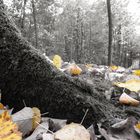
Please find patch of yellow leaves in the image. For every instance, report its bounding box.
[114,79,140,92]
[53,55,62,69]
[32,107,41,129]
[110,65,118,71]
[133,70,140,76]
[0,111,22,140]
[135,122,140,130]
[0,103,4,110]
[69,64,82,75]
[85,64,93,68]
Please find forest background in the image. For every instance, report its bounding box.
[3,0,140,66]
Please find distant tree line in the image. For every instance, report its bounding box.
[5,0,139,66]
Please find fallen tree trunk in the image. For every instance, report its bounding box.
[0,1,126,127]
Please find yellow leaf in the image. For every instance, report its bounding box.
[110,65,118,71]
[2,133,22,140]
[69,64,82,75]
[32,107,41,129]
[0,103,4,110]
[133,70,140,76]
[53,55,62,69]
[1,111,11,121]
[114,79,140,92]
[134,122,140,135]
[85,64,93,68]
[135,122,140,130]
[0,111,22,140]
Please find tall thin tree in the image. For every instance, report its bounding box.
[32,0,38,48]
[20,0,27,29]
[106,0,113,65]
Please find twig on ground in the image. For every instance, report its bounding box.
[80,109,89,125]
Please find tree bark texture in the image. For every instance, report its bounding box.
[0,1,125,127]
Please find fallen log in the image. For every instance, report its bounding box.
[0,0,126,127]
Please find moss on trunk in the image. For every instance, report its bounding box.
[0,1,126,127]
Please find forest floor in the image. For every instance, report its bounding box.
[1,56,140,140]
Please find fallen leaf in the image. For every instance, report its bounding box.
[85,64,93,69]
[0,111,22,140]
[135,122,140,130]
[42,133,54,140]
[12,107,41,136]
[12,107,34,136]
[114,79,140,92]
[87,125,96,140]
[53,55,62,69]
[69,64,82,75]
[55,123,90,140]
[32,107,41,129]
[42,118,67,132]
[134,122,140,136]
[119,92,139,106]
[110,65,118,71]
[133,70,140,76]
[0,103,4,110]
[25,122,49,140]
[98,117,139,140]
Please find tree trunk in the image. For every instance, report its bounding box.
[64,35,71,62]
[74,7,81,63]
[32,0,38,48]
[117,24,122,65]
[89,21,92,50]
[106,0,112,65]
[27,14,32,42]
[19,0,27,30]
[0,0,126,127]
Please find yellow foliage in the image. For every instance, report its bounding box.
[32,107,41,129]
[70,64,82,75]
[114,79,140,92]
[135,122,140,130]
[85,64,93,69]
[133,70,140,76]
[0,103,4,110]
[110,65,118,71]
[0,111,11,121]
[53,55,62,69]
[0,111,22,140]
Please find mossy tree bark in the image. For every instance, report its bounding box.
[0,0,125,127]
